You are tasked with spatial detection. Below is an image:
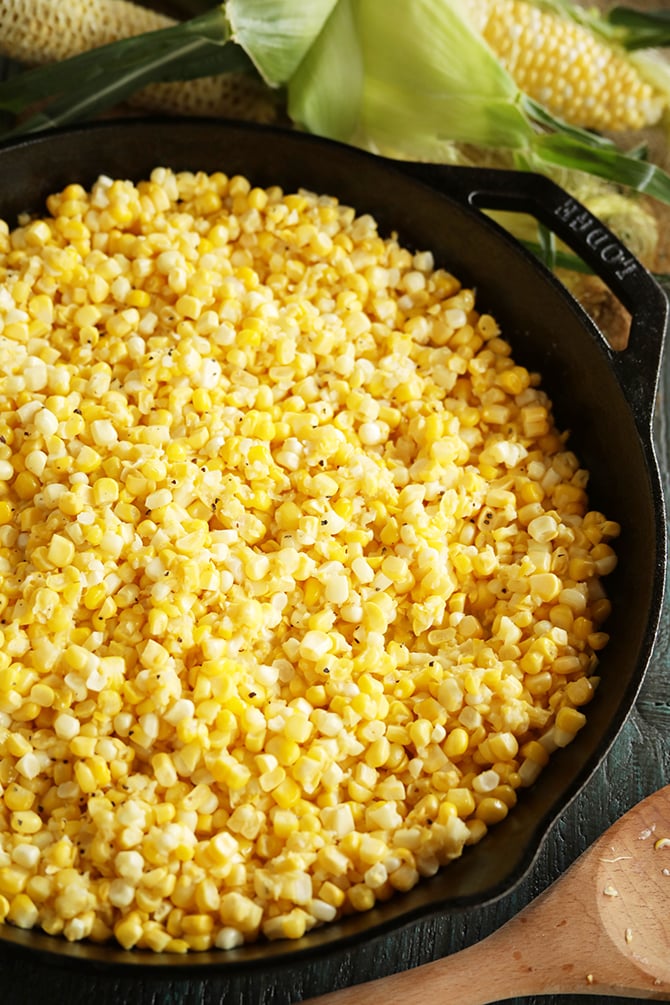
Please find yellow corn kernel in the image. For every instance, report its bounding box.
[347,883,376,912]
[444,727,469,758]
[475,796,509,826]
[436,800,457,825]
[587,631,609,651]
[492,784,518,809]
[555,706,587,736]
[127,289,151,308]
[446,788,476,818]
[14,471,40,500]
[487,732,519,762]
[4,784,35,812]
[7,892,39,929]
[114,912,145,950]
[0,500,14,524]
[564,677,596,706]
[465,818,489,846]
[318,881,346,909]
[92,477,120,506]
[521,740,550,767]
[83,583,107,610]
[75,445,102,473]
[219,891,263,932]
[47,533,75,567]
[272,777,301,809]
[49,840,76,869]
[0,867,28,897]
[181,914,214,936]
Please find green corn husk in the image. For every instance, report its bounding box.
[227,0,339,86]
[286,0,670,206]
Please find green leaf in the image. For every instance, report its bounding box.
[522,96,617,152]
[317,0,535,156]
[166,0,220,14]
[536,223,557,272]
[227,0,339,86]
[532,132,670,205]
[520,240,590,274]
[606,6,670,51]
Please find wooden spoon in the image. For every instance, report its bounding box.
[306,785,670,1004]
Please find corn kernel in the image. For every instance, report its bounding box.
[555,706,587,735]
[4,784,35,812]
[444,727,469,758]
[475,797,509,825]
[0,168,615,954]
[7,892,39,929]
[14,471,40,500]
[114,912,144,950]
[446,788,476,818]
[47,533,75,567]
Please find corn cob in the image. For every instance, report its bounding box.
[470,0,665,132]
[0,0,173,62]
[0,0,279,123]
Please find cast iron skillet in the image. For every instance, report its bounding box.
[0,119,666,972]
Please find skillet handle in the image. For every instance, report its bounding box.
[394,162,668,428]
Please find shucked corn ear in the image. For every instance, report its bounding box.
[0,0,173,62]
[0,0,279,122]
[468,0,666,133]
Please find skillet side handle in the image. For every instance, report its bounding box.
[395,161,668,430]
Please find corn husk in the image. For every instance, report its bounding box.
[285,0,670,205]
[227,0,339,86]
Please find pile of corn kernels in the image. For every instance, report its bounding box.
[0,168,618,952]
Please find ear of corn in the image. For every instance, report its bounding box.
[473,0,667,132]
[287,0,670,206]
[0,0,174,64]
[128,73,278,121]
[0,0,279,124]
